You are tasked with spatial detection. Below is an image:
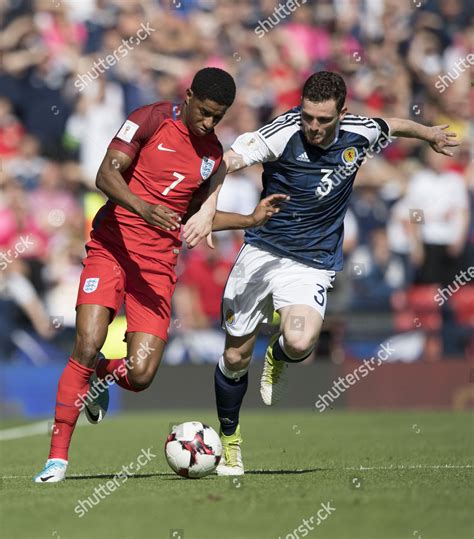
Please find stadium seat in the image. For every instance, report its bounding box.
[449,285,474,327]
[394,284,442,332]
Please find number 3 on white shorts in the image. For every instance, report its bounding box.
[162,172,185,196]
[314,284,326,306]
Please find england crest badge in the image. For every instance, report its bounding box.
[83,277,99,293]
[200,157,215,181]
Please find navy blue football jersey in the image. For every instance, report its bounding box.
[231,106,391,270]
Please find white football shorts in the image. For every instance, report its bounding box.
[221,243,336,337]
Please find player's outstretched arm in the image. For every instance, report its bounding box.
[96,149,181,230]
[211,194,289,232]
[385,119,459,156]
[183,143,265,247]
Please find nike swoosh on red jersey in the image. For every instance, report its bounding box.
[157,143,176,152]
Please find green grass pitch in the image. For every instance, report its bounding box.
[1,410,472,539]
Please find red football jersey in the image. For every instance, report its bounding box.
[89,102,223,264]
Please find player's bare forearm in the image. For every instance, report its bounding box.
[386,118,432,139]
[224,149,248,173]
[182,160,227,246]
[183,157,283,246]
[190,160,227,222]
[385,118,459,156]
[212,194,289,232]
[96,149,146,216]
[96,149,180,230]
[212,211,254,231]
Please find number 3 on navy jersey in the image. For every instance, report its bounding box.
[314,284,326,306]
[315,169,333,198]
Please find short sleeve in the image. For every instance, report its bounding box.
[341,115,391,146]
[231,132,275,166]
[108,104,167,161]
[372,118,391,141]
[231,109,301,166]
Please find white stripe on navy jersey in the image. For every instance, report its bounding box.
[343,115,378,127]
[259,111,299,133]
[343,120,377,127]
[259,118,300,140]
[344,114,376,121]
[259,112,300,138]
[261,117,301,140]
[339,119,381,145]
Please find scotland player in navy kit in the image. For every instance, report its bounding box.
[183,71,459,475]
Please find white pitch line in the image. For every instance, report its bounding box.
[0,420,52,441]
[1,464,472,480]
[344,464,473,471]
[0,418,89,441]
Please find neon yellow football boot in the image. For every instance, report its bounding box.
[216,425,244,476]
[260,333,288,406]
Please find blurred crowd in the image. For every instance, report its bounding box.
[0,0,472,364]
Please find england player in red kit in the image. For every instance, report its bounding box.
[34,68,287,482]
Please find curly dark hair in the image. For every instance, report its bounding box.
[191,67,236,107]
[302,71,347,112]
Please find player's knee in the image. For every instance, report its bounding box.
[282,334,314,359]
[223,348,249,371]
[72,334,103,367]
[127,367,154,392]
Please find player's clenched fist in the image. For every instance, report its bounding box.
[139,203,181,231]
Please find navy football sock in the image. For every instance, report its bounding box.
[214,364,248,436]
[272,335,312,363]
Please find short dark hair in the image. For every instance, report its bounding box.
[191,67,236,108]
[302,71,347,112]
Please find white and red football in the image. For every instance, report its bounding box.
[164,421,222,479]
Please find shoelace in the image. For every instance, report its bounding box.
[224,442,242,466]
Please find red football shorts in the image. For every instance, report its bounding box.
[76,238,177,341]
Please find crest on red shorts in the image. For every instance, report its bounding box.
[83,277,100,293]
[200,157,215,181]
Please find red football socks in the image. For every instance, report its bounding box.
[96,356,140,392]
[48,358,94,461]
